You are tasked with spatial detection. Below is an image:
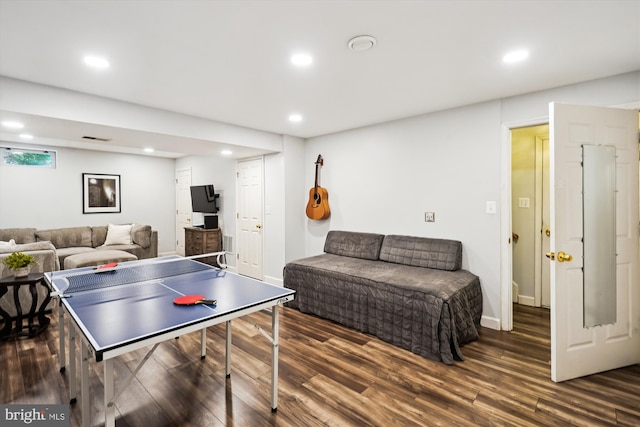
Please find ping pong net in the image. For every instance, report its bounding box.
[51,257,216,297]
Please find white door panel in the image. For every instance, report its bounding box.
[550,103,639,382]
[175,168,192,256]
[237,158,264,279]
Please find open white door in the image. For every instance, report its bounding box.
[549,103,639,382]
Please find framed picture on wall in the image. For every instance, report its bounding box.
[82,173,121,213]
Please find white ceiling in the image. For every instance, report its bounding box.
[0,0,638,158]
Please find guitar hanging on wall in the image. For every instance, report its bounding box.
[305,154,331,220]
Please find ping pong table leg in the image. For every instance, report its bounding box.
[271,305,280,412]
[225,320,232,378]
[200,328,206,359]
[58,302,65,372]
[69,324,77,404]
[80,340,90,427]
[104,358,116,427]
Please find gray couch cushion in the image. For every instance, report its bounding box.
[323,230,385,260]
[36,227,93,249]
[0,228,37,244]
[131,224,152,249]
[0,241,57,254]
[55,247,95,268]
[379,235,462,271]
[92,226,108,247]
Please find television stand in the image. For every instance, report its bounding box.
[184,227,222,267]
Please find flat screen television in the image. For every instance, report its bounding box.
[190,185,219,213]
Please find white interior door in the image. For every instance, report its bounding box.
[549,103,639,382]
[175,168,192,256]
[541,137,551,308]
[533,134,551,308]
[237,158,264,279]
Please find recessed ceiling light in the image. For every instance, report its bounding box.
[144,147,154,153]
[503,49,529,63]
[1,120,24,129]
[84,55,110,69]
[19,134,34,140]
[288,114,302,122]
[348,35,377,52]
[291,53,313,66]
[221,149,232,156]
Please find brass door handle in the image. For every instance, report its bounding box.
[557,251,573,262]
[545,228,551,237]
[545,251,573,262]
[256,224,262,229]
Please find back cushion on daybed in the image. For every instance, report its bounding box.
[324,230,385,260]
[380,235,462,271]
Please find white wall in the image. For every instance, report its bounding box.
[263,135,307,285]
[0,143,176,253]
[0,77,283,154]
[303,71,640,327]
[1,71,636,328]
[283,135,306,264]
[305,100,503,323]
[175,155,237,267]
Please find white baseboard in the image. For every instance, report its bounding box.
[264,275,283,287]
[517,295,535,306]
[481,316,500,330]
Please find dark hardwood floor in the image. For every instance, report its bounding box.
[1,304,639,426]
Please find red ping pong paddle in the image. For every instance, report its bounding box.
[95,262,118,270]
[173,295,217,306]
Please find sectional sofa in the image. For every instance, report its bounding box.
[0,224,157,319]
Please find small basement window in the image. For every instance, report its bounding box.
[1,146,56,168]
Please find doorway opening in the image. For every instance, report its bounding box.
[511,124,550,309]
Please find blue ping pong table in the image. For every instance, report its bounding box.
[45,256,295,427]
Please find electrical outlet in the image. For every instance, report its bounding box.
[425,212,435,222]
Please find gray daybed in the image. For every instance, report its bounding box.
[283,230,482,364]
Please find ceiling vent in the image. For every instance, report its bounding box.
[82,135,112,142]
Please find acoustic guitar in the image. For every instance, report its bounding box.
[306,154,331,220]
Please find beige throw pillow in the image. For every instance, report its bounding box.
[0,239,16,247]
[103,224,133,246]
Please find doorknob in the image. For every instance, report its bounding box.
[557,251,573,262]
[545,251,573,262]
[256,224,262,229]
[545,228,551,237]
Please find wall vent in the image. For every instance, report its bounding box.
[223,235,233,253]
[82,135,112,142]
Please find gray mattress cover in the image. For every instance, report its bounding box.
[283,253,482,364]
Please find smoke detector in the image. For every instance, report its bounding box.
[348,35,376,52]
